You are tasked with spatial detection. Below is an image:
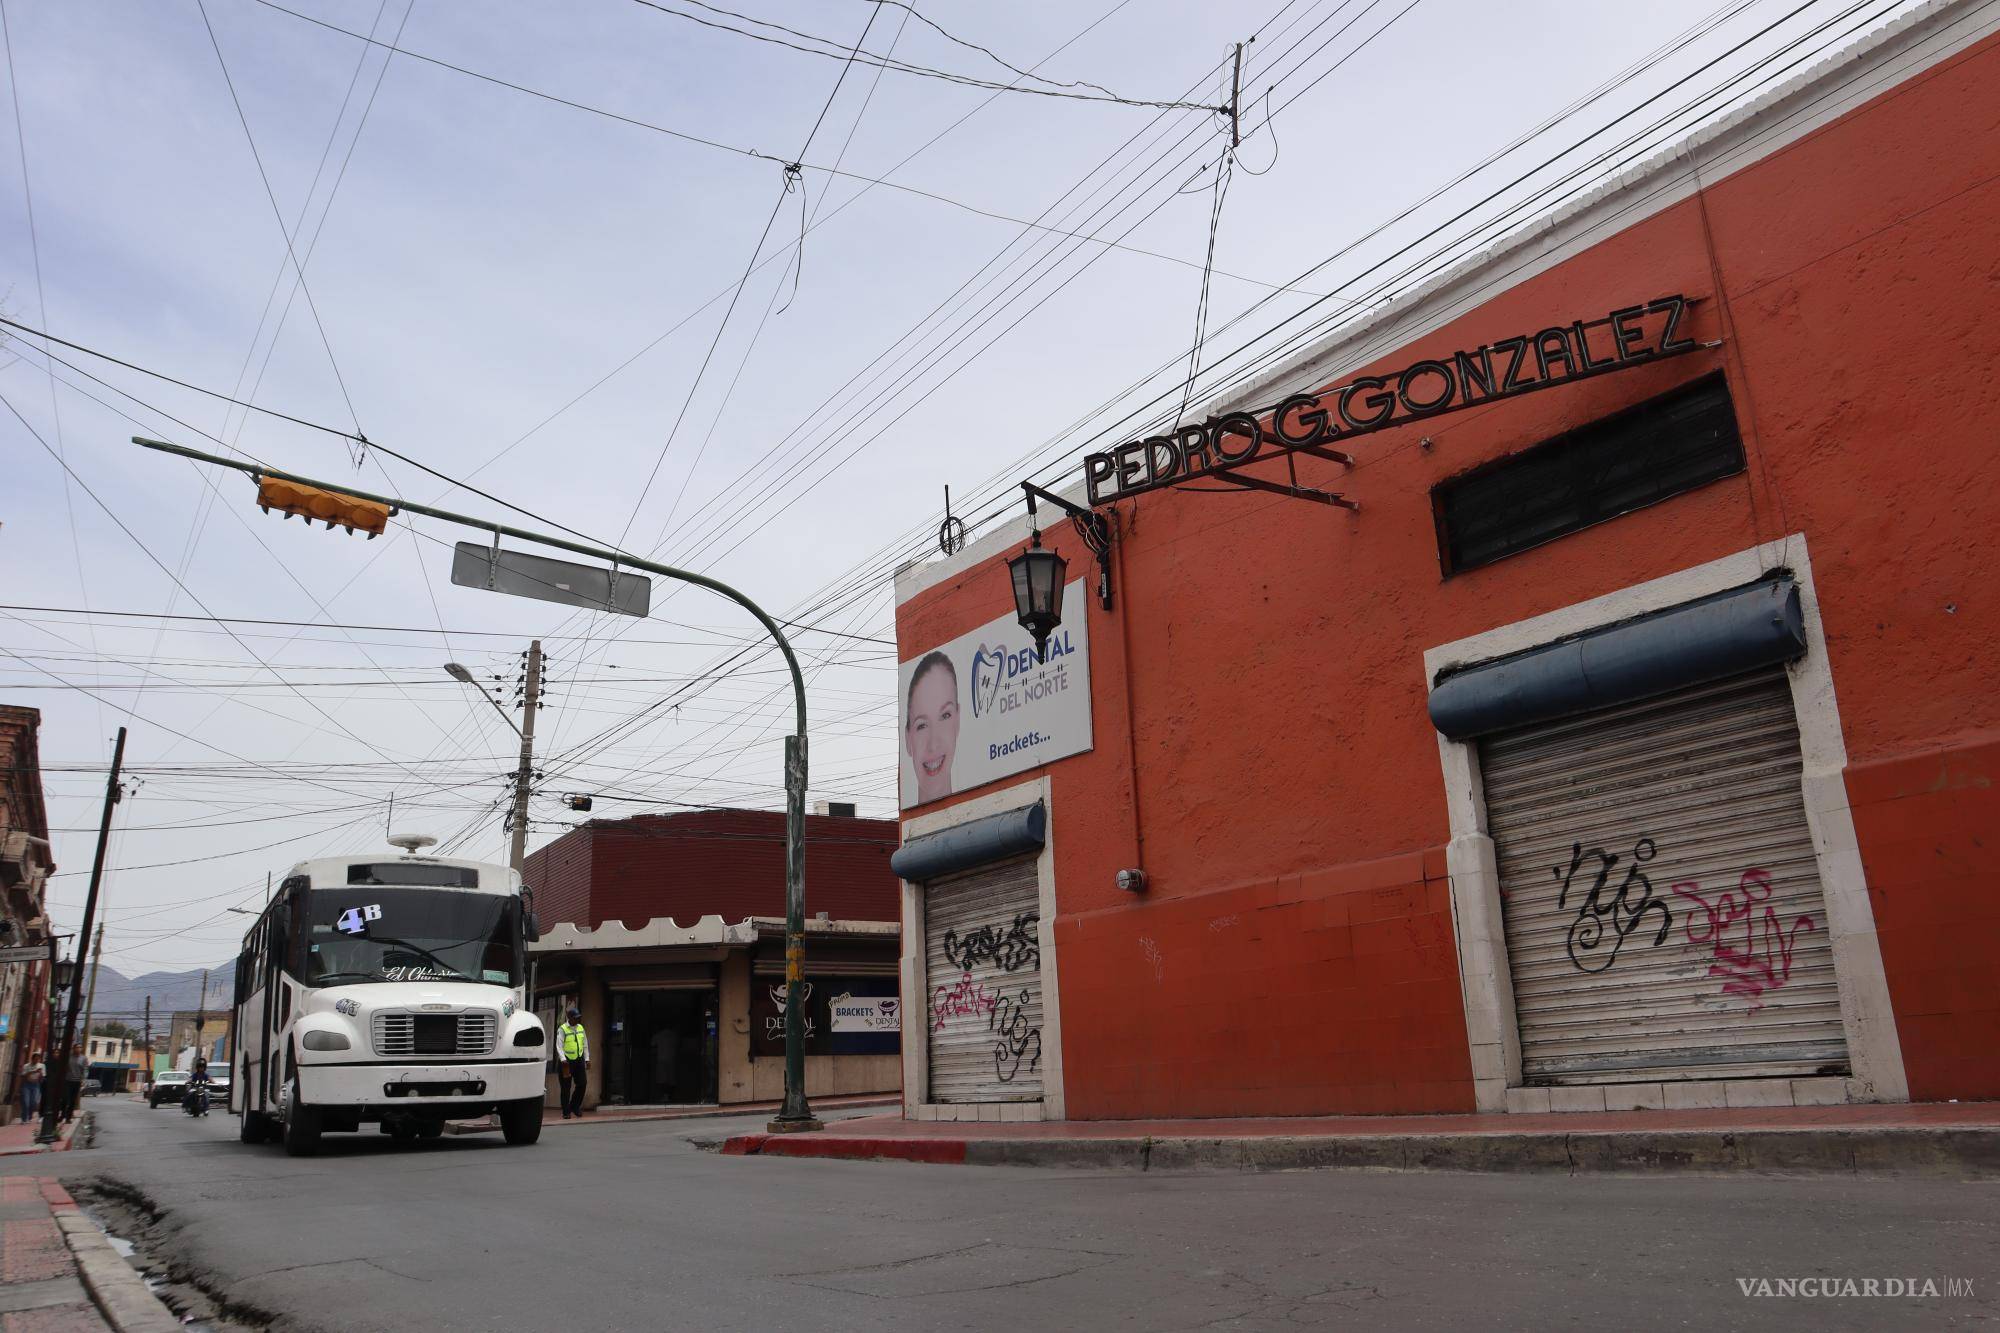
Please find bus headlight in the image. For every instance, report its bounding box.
[302,1031,352,1052]
[512,1028,544,1048]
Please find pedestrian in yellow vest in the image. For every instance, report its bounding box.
[555,1007,589,1119]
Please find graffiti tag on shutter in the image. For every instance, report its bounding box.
[1671,868,1819,1012]
[1552,838,1674,974]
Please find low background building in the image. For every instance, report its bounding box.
[525,807,901,1111]
[84,1033,136,1093]
[165,1011,231,1071]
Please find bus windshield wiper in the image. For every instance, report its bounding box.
[366,935,473,981]
[310,971,379,987]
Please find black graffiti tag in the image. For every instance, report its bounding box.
[989,986,1041,1083]
[942,912,1040,973]
[1554,838,1673,974]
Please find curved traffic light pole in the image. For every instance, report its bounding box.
[133,437,823,1132]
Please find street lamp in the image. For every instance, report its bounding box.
[1012,482,1116,643]
[445,662,520,735]
[1008,532,1068,663]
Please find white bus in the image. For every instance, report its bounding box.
[231,836,548,1156]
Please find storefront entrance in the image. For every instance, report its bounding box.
[603,989,717,1105]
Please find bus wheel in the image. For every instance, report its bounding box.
[240,1110,274,1145]
[499,1097,542,1146]
[416,1122,443,1140]
[282,1076,322,1158]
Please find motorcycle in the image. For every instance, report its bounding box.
[183,1081,210,1118]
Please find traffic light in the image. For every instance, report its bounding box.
[255,476,393,537]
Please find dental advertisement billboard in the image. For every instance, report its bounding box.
[898,581,1093,810]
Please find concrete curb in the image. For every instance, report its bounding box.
[718,1126,2000,1176]
[455,1095,902,1135]
[42,1182,181,1333]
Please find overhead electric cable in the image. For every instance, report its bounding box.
[624,0,1222,109]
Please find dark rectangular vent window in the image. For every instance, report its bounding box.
[345,863,479,888]
[1434,373,1744,574]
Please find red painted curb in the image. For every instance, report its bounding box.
[750,1136,969,1165]
[38,1180,77,1212]
[719,1135,763,1156]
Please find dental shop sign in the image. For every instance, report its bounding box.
[899,580,1093,810]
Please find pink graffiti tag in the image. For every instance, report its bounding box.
[1670,869,1818,1012]
[931,973,999,1033]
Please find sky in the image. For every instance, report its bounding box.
[0,0,1926,981]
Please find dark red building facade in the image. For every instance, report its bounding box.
[522,808,903,1110]
[524,807,900,930]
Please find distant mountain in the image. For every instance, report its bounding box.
[78,961,236,1029]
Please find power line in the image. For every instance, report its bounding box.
[243,0,1301,292]
[195,0,366,445]
[3,595,890,651]
[1,0,106,742]
[564,0,1904,804]
[625,0,1222,111]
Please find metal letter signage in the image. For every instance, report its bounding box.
[1083,297,1700,505]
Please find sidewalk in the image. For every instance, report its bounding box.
[551,1092,897,1127]
[0,1115,86,1158]
[447,1091,898,1134]
[0,1178,176,1333]
[717,1099,2000,1176]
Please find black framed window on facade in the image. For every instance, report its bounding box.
[1434,373,1744,574]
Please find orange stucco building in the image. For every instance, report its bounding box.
[888,2,2000,1121]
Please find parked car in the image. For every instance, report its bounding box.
[80,1079,104,1096]
[149,1070,190,1108]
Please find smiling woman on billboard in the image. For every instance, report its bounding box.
[904,651,961,804]
[898,583,1094,810]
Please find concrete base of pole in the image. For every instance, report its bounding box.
[765,1116,824,1134]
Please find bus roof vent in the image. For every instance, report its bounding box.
[387,833,438,856]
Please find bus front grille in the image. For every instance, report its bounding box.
[372,1010,498,1058]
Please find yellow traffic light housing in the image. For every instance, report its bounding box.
[255,476,393,538]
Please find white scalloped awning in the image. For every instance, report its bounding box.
[530,914,896,953]
[531,914,750,953]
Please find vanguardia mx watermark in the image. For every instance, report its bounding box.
[1738,1278,1975,1298]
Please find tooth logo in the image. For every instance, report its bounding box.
[970,644,1004,718]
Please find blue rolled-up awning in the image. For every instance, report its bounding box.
[1428,576,1806,741]
[890,802,1046,882]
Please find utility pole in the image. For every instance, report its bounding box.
[143,996,152,1091]
[193,968,209,1064]
[41,726,125,1142]
[507,641,542,873]
[77,922,105,1065]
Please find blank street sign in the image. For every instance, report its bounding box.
[0,945,52,964]
[451,542,652,618]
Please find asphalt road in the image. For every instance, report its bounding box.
[15,1097,1998,1331]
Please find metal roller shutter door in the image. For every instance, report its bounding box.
[925,857,1043,1103]
[1482,668,1849,1085]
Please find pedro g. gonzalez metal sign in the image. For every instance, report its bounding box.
[1084,296,1700,504]
[899,580,1093,810]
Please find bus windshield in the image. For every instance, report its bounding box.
[299,888,521,988]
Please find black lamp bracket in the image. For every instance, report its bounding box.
[1022,482,1115,611]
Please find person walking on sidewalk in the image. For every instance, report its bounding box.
[555,1006,589,1119]
[62,1048,86,1122]
[18,1051,44,1123]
